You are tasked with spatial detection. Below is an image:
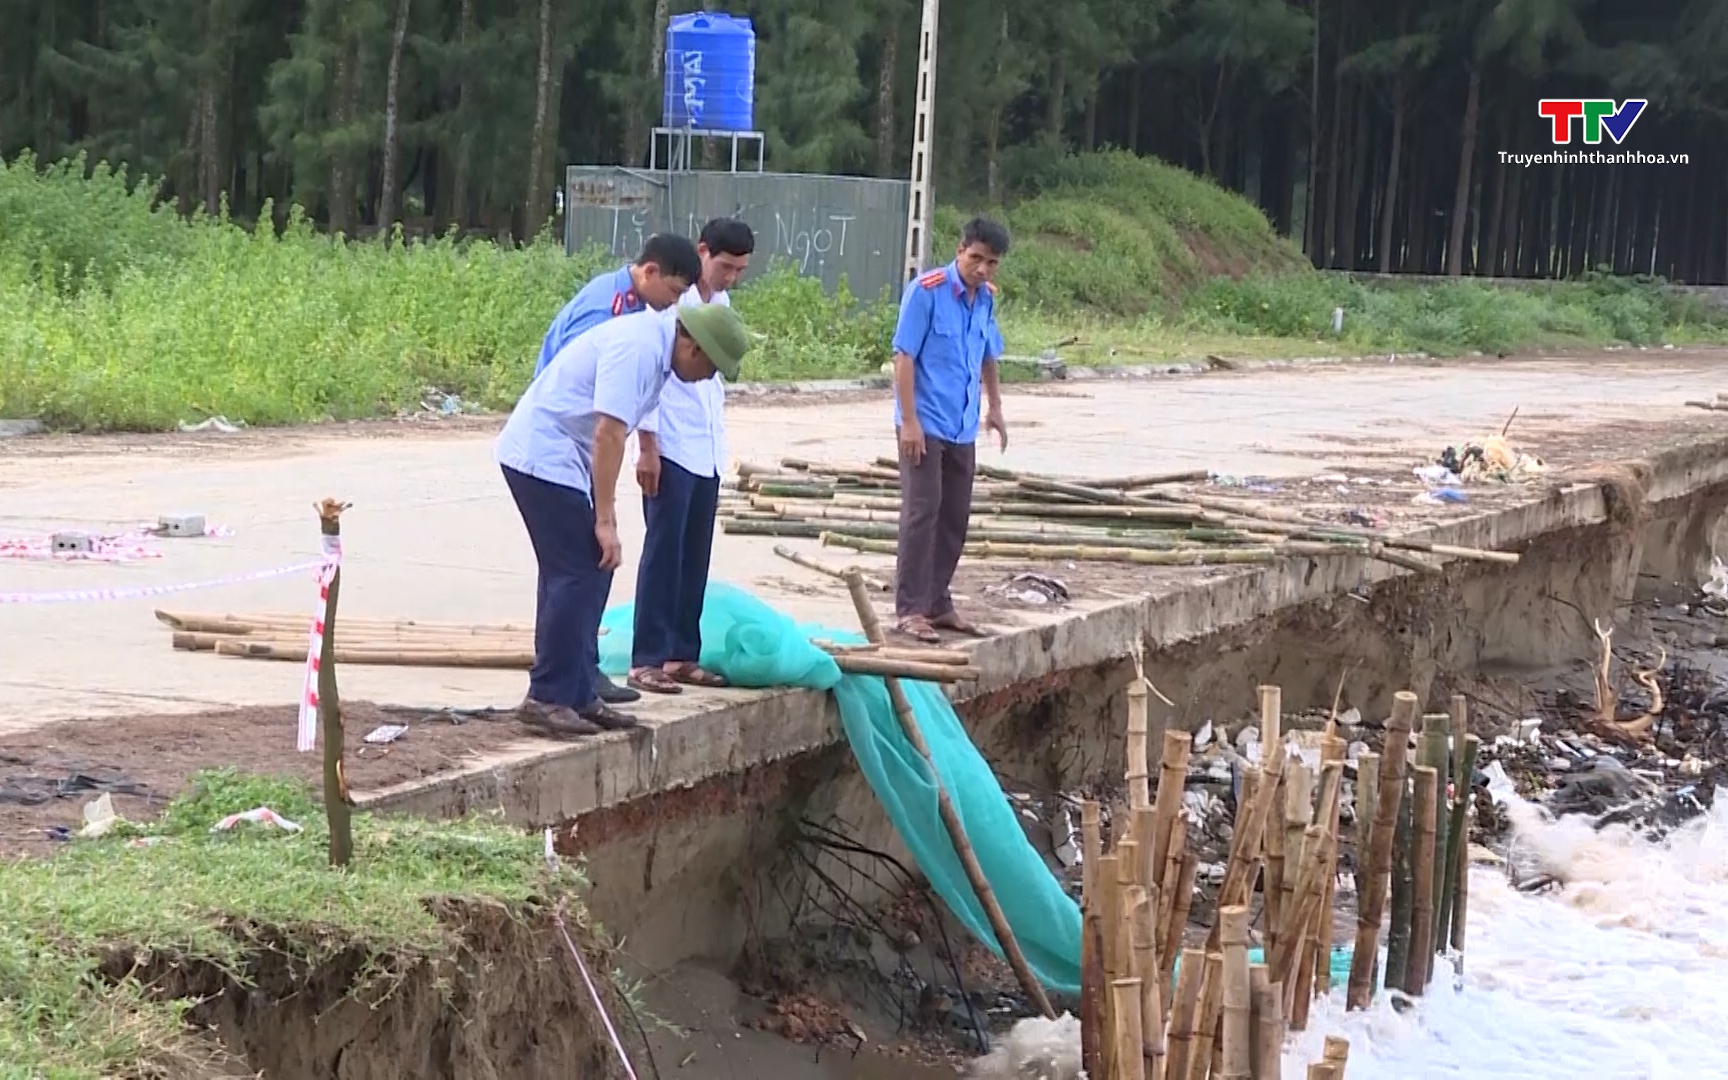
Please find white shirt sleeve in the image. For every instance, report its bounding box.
[638,404,660,434]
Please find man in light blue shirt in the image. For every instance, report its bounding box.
[497,303,751,735]
[534,232,701,705]
[890,216,1011,644]
[627,218,754,695]
[535,233,703,378]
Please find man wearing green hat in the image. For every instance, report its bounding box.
[496,301,750,735]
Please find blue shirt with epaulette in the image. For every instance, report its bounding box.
[890,262,1005,445]
[534,265,645,377]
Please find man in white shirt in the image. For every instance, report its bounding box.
[626,219,755,695]
[496,302,751,735]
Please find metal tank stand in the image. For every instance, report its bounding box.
[650,128,766,173]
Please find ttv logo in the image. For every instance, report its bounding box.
[1538,99,1647,145]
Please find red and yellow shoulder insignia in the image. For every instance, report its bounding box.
[610,292,626,316]
[917,268,948,289]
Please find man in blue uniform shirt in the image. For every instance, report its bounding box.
[535,233,703,378]
[496,302,751,735]
[627,217,754,695]
[534,232,701,705]
[890,216,1011,644]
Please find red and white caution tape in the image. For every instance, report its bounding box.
[0,558,325,606]
[296,535,343,753]
[0,522,233,564]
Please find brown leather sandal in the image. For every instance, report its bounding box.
[627,666,683,695]
[666,662,729,688]
[893,616,942,644]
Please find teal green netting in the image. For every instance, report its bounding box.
[599,581,1083,995]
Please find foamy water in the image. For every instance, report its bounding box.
[980,789,1728,1080]
[1287,789,1728,1079]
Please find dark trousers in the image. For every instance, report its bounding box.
[632,459,721,667]
[895,434,976,619]
[502,466,612,709]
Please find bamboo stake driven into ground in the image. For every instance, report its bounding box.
[1406,766,1440,994]
[313,498,353,868]
[1346,692,1417,1010]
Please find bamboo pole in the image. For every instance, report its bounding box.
[1081,801,1104,1080]
[1220,907,1254,1080]
[1289,764,1340,1031]
[810,641,974,665]
[157,611,539,637]
[1128,676,1152,811]
[1322,1036,1349,1072]
[839,569,1055,1018]
[1249,965,1284,1080]
[1313,735,1346,997]
[1209,738,1286,950]
[1439,735,1479,956]
[1114,979,1149,1080]
[1099,852,1123,1080]
[769,542,890,591]
[1305,1066,1339,1080]
[1164,851,1199,987]
[1384,777,1416,992]
[1453,801,1473,965]
[1188,952,1226,1080]
[1151,730,1192,884]
[1353,751,1379,906]
[1261,687,1286,954]
[1417,718,1452,979]
[1406,766,1439,993]
[1166,948,1209,1080]
[1345,692,1417,1010]
[1135,807,1160,890]
[1132,890,1167,1079]
[314,499,353,868]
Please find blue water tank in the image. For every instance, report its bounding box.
[662,12,756,133]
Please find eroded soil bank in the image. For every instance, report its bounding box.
[571,465,1728,1077]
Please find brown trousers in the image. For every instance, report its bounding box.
[895,435,976,619]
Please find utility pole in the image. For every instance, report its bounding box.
[901,0,940,282]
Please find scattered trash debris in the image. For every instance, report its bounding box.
[987,572,1069,606]
[1435,435,1549,484]
[211,807,303,833]
[363,723,410,745]
[178,416,245,434]
[79,793,123,838]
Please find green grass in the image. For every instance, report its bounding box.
[0,768,586,1078]
[3,148,1727,432]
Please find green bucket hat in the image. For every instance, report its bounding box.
[675,302,750,381]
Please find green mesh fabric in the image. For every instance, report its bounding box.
[599,581,1083,995]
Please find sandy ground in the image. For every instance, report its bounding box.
[5,348,1728,853]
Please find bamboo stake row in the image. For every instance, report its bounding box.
[1345,693,1477,1007]
[1082,678,1359,1080]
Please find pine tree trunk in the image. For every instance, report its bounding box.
[875,20,899,176]
[451,0,477,227]
[328,31,359,237]
[524,0,559,239]
[1340,90,1369,270]
[1322,76,1346,267]
[1445,66,1480,276]
[1376,78,1405,274]
[1047,55,1067,139]
[1083,84,1098,151]
[1127,62,1142,152]
[626,0,672,167]
[378,0,414,232]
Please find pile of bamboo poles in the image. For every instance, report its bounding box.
[152,609,982,682]
[1080,680,1356,1080]
[723,458,1522,573]
[1345,695,1479,1004]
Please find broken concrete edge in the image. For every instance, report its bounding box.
[725,350,1424,398]
[354,431,1728,828]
